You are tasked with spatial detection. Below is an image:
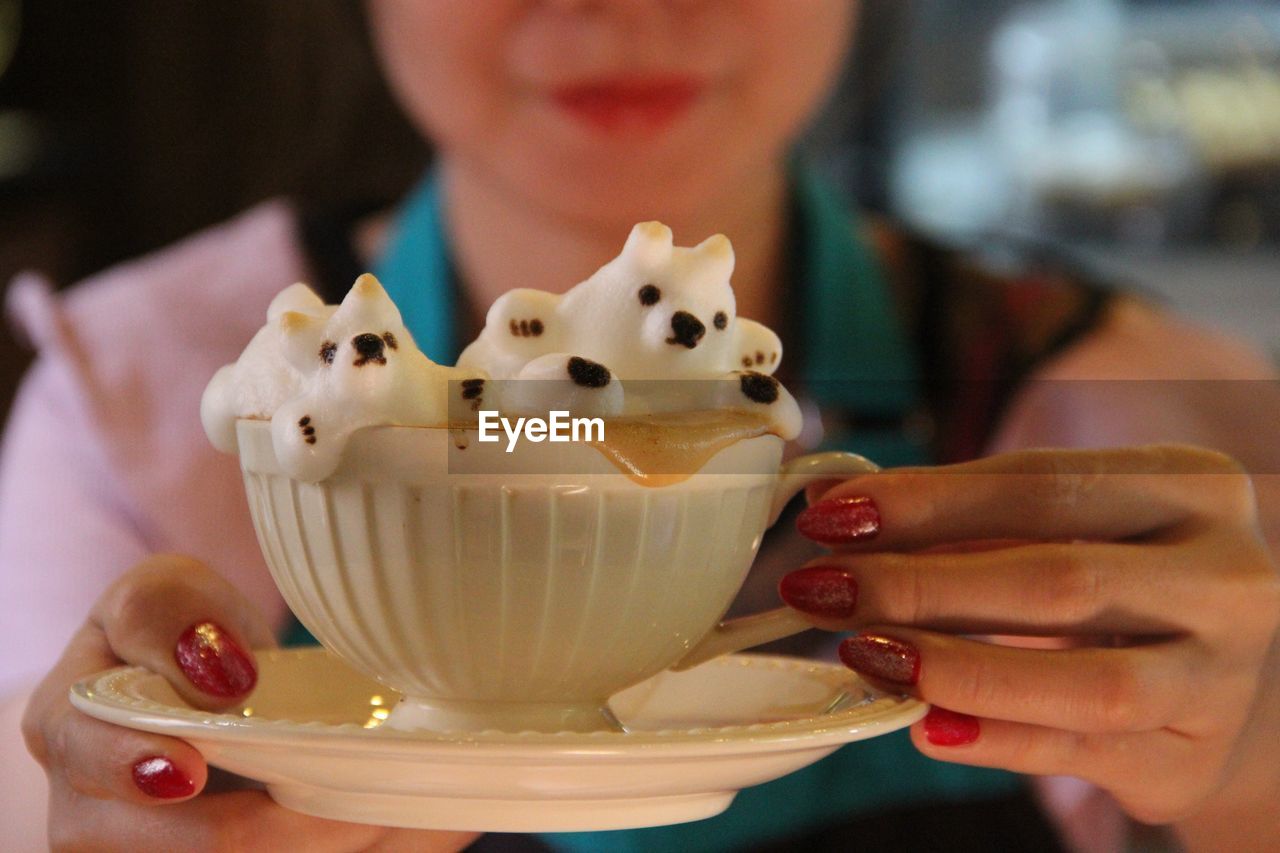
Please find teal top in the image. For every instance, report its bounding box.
[288,163,1023,851]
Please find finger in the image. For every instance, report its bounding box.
[59,711,208,804]
[50,786,391,853]
[373,828,482,852]
[907,710,1205,825]
[24,619,127,769]
[839,627,1201,733]
[91,554,277,710]
[800,445,1253,550]
[29,623,210,804]
[780,541,1204,636]
[802,478,846,506]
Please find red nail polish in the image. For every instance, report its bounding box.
[839,633,920,685]
[924,707,980,746]
[779,566,858,619]
[132,756,195,799]
[796,497,880,544]
[175,621,257,698]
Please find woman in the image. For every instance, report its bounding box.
[2,2,1278,851]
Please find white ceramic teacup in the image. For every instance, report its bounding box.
[236,418,877,733]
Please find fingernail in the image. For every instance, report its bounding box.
[175,621,257,698]
[796,496,880,544]
[924,707,980,746]
[779,566,858,619]
[839,633,920,685]
[132,756,195,799]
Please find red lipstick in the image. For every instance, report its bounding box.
[551,76,703,133]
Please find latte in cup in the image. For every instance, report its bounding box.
[203,223,874,732]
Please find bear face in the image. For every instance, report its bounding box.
[559,222,739,380]
[268,274,479,481]
[280,274,417,400]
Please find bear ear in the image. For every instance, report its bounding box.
[621,221,674,271]
[267,282,325,321]
[278,310,329,373]
[351,272,386,299]
[692,233,734,282]
[337,273,403,327]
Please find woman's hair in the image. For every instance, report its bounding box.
[259,0,429,211]
[804,0,915,212]
[1,0,428,279]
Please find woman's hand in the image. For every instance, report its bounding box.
[21,554,476,852]
[779,445,1280,837]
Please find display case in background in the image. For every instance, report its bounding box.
[891,0,1280,361]
[0,1,426,423]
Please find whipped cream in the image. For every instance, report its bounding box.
[459,222,802,438]
[203,224,803,481]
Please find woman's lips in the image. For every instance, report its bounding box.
[550,77,704,134]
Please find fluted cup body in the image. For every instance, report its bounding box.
[236,419,782,731]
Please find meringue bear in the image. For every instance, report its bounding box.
[457,222,785,418]
[201,282,335,454]
[271,274,483,481]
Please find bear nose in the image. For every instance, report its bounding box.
[668,311,705,349]
[352,333,385,359]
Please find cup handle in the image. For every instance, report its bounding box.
[670,452,880,671]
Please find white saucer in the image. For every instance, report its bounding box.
[71,648,926,832]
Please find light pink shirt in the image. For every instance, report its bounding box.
[2,202,1277,851]
[0,203,308,694]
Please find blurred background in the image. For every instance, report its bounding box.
[0,0,1277,424]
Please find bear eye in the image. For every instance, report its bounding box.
[638,284,661,306]
[713,311,728,330]
[382,331,398,350]
[319,341,337,364]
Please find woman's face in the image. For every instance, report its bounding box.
[367,0,856,228]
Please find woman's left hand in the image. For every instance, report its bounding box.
[779,445,1280,835]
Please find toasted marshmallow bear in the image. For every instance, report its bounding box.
[458,223,798,437]
[201,283,334,453]
[270,274,482,481]
[460,222,783,382]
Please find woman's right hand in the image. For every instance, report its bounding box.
[21,554,476,852]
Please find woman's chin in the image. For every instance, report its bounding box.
[534,175,715,228]
[505,147,745,226]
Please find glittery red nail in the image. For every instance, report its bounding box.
[174,621,257,698]
[796,497,880,544]
[839,633,920,685]
[924,707,980,746]
[132,756,195,799]
[779,566,858,619]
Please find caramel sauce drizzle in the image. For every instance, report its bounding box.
[587,410,774,486]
